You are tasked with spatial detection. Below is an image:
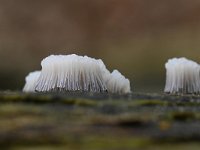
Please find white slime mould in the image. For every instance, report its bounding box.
[23,54,131,94]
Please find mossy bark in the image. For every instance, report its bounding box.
[0,91,200,149]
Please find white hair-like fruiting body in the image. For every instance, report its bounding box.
[106,70,131,94]
[23,54,131,94]
[23,71,41,93]
[164,57,200,94]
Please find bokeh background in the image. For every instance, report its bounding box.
[1,0,200,92]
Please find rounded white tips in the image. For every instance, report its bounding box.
[23,54,131,94]
[35,54,108,92]
[23,71,41,92]
[106,70,131,94]
[164,57,200,94]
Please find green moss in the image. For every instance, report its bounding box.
[62,98,97,106]
[0,92,200,149]
[133,99,169,106]
[169,112,196,121]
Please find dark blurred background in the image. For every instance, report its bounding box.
[1,0,200,92]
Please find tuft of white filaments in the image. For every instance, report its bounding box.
[164,57,200,94]
[23,54,131,94]
[106,70,131,94]
[23,71,41,92]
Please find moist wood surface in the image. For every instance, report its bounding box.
[0,91,200,150]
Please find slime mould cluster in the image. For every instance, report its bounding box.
[23,54,131,94]
[2,55,200,149]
